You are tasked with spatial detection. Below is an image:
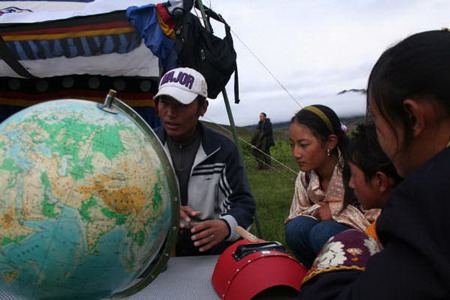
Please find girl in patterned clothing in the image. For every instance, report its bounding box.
[285,105,377,268]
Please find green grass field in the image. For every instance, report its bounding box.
[240,139,298,248]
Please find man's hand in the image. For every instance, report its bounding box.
[312,203,333,221]
[190,219,229,252]
[179,206,201,229]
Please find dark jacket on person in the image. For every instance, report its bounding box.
[252,118,274,149]
[155,122,256,242]
[298,147,450,299]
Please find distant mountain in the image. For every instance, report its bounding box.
[337,89,366,95]
[244,115,365,130]
[244,121,290,130]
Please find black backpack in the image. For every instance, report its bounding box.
[174,8,239,102]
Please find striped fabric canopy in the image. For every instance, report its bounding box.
[0,0,179,128]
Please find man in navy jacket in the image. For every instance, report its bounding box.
[153,67,255,256]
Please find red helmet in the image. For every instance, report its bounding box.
[212,240,307,300]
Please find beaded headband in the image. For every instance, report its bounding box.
[302,106,334,133]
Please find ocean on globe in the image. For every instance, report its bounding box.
[0,99,179,299]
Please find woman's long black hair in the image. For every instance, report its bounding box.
[367,29,450,149]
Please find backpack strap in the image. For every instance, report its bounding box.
[233,64,239,103]
[221,19,239,104]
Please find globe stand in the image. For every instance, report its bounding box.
[97,92,180,299]
[97,89,119,114]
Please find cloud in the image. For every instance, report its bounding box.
[202,0,450,126]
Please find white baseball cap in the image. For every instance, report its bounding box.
[154,67,208,104]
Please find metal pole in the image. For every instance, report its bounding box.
[195,0,211,32]
[221,89,243,155]
[195,0,264,239]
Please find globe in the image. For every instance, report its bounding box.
[0,97,179,299]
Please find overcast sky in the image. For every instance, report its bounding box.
[197,0,450,126]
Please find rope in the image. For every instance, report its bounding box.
[230,29,303,109]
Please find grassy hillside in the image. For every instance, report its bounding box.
[202,121,255,141]
[242,140,298,245]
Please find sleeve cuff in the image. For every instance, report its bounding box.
[220,215,239,241]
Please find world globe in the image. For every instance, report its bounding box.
[0,96,179,299]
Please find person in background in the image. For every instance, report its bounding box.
[347,122,402,241]
[299,30,450,299]
[153,67,255,256]
[251,112,275,169]
[285,104,374,269]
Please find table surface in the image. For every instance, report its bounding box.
[0,255,220,300]
[126,255,220,300]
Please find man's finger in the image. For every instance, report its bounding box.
[179,209,191,223]
[180,206,202,221]
[199,235,217,252]
[193,231,213,246]
[190,221,208,234]
[191,227,212,241]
